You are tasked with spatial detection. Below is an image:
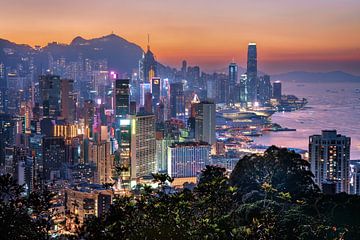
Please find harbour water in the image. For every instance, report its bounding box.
[254,81,360,159]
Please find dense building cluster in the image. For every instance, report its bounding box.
[0,40,356,234]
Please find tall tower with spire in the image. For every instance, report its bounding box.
[141,34,157,83]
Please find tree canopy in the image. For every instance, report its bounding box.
[2,146,360,239]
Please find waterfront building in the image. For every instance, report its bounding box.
[309,130,351,193]
[273,81,282,100]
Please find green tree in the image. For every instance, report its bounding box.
[0,174,54,239]
[230,146,319,200]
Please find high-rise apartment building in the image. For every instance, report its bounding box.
[167,142,210,178]
[309,130,351,193]
[195,101,216,145]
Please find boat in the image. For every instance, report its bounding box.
[262,127,296,132]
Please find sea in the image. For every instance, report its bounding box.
[253,81,360,159]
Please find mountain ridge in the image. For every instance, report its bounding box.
[1,35,359,81]
[0,34,144,74]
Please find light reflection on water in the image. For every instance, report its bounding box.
[254,81,360,159]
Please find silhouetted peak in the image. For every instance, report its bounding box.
[70,36,86,45]
[99,33,126,42]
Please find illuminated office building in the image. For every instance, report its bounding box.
[195,101,216,145]
[170,82,185,120]
[89,140,112,184]
[130,114,156,179]
[39,75,61,118]
[117,114,156,185]
[140,83,151,107]
[239,74,248,106]
[228,62,238,104]
[151,77,161,108]
[60,79,77,122]
[246,43,258,103]
[115,79,130,119]
[273,81,282,100]
[141,41,157,82]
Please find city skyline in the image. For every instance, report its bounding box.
[1,0,360,74]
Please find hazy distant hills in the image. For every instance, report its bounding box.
[272,71,360,83]
[0,34,144,74]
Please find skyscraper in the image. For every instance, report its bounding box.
[309,130,351,193]
[181,60,187,79]
[170,82,185,120]
[257,75,272,105]
[130,114,156,179]
[144,92,153,114]
[195,101,216,145]
[142,39,157,83]
[246,43,258,103]
[139,83,151,106]
[151,77,161,108]
[273,81,282,100]
[115,79,130,119]
[228,62,238,104]
[239,74,248,107]
[90,140,112,184]
[60,79,76,122]
[116,118,132,189]
[39,75,61,118]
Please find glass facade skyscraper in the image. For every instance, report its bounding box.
[115,79,130,119]
[228,62,238,104]
[246,43,258,103]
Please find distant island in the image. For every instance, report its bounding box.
[272,70,360,83]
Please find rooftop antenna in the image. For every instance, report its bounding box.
[147,33,150,51]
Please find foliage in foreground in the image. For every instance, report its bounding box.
[0,174,55,239]
[80,146,360,240]
[1,146,360,239]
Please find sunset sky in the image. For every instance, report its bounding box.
[1,0,359,74]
